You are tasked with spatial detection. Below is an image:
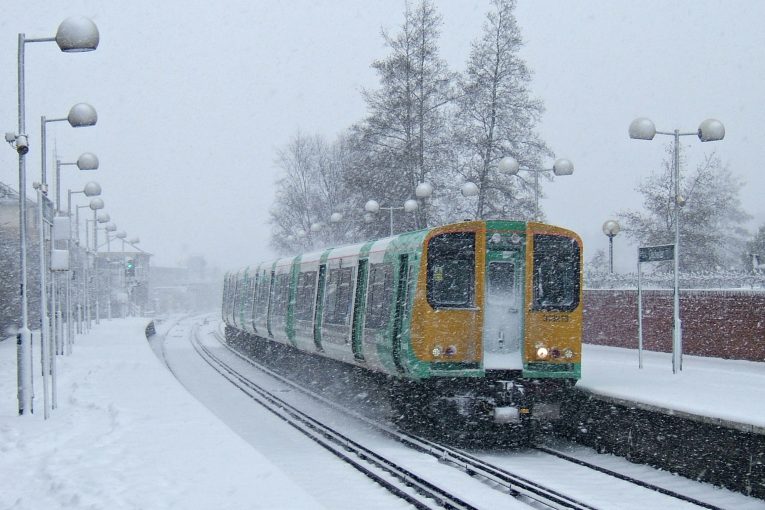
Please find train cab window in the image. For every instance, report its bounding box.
[532,234,580,312]
[324,267,354,325]
[365,263,393,329]
[295,271,317,321]
[427,232,475,309]
[488,262,518,307]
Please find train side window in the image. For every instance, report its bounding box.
[365,263,393,329]
[324,267,354,325]
[532,234,581,312]
[272,273,290,317]
[295,271,317,321]
[427,232,475,309]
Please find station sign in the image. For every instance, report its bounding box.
[638,244,674,263]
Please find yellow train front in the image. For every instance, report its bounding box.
[223,219,582,431]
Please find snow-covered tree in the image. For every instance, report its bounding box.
[270,133,363,253]
[618,148,750,271]
[356,0,454,230]
[451,0,550,220]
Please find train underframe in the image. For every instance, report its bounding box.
[388,373,575,439]
[225,325,574,443]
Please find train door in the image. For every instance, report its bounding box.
[391,254,409,372]
[483,249,524,369]
[351,259,368,361]
[313,264,326,350]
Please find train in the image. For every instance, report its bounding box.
[222,219,583,433]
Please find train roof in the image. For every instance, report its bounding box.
[227,219,580,274]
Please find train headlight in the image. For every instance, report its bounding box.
[432,346,443,357]
[563,348,574,359]
[445,345,457,356]
[536,346,549,359]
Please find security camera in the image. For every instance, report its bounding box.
[15,135,29,155]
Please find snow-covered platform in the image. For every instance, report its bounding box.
[0,317,321,510]
[578,344,765,434]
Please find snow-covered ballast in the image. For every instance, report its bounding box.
[222,220,583,428]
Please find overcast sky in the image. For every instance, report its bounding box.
[2,1,763,272]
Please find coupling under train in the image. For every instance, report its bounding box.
[222,220,583,430]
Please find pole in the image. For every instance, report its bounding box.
[93,211,100,324]
[16,33,33,416]
[388,207,393,237]
[534,170,539,221]
[36,187,50,419]
[637,256,644,369]
[107,234,112,320]
[608,235,614,274]
[672,130,682,373]
[66,191,73,353]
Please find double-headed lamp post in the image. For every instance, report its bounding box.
[497,156,574,221]
[5,16,99,416]
[602,220,620,274]
[365,182,433,236]
[629,117,725,373]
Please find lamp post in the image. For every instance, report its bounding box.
[56,151,98,209]
[5,16,99,416]
[629,117,725,373]
[602,220,620,274]
[67,182,100,346]
[41,103,98,209]
[116,231,127,318]
[89,198,105,324]
[104,223,117,320]
[365,182,432,236]
[496,156,574,221]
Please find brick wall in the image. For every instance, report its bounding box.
[583,289,765,362]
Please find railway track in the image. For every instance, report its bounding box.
[161,318,726,509]
[202,323,604,509]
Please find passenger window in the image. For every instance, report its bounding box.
[324,267,355,325]
[365,263,393,329]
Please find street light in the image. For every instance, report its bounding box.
[41,103,97,208]
[56,151,99,210]
[90,198,105,324]
[498,156,574,221]
[602,220,620,274]
[6,16,99,416]
[629,116,725,374]
[365,182,433,236]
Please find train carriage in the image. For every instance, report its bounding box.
[223,220,582,427]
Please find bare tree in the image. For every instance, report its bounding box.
[619,147,750,271]
[452,0,550,220]
[270,133,364,254]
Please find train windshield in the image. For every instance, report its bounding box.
[533,234,580,312]
[427,232,475,308]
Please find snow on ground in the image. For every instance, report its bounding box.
[0,317,323,510]
[579,344,765,431]
[0,316,763,509]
